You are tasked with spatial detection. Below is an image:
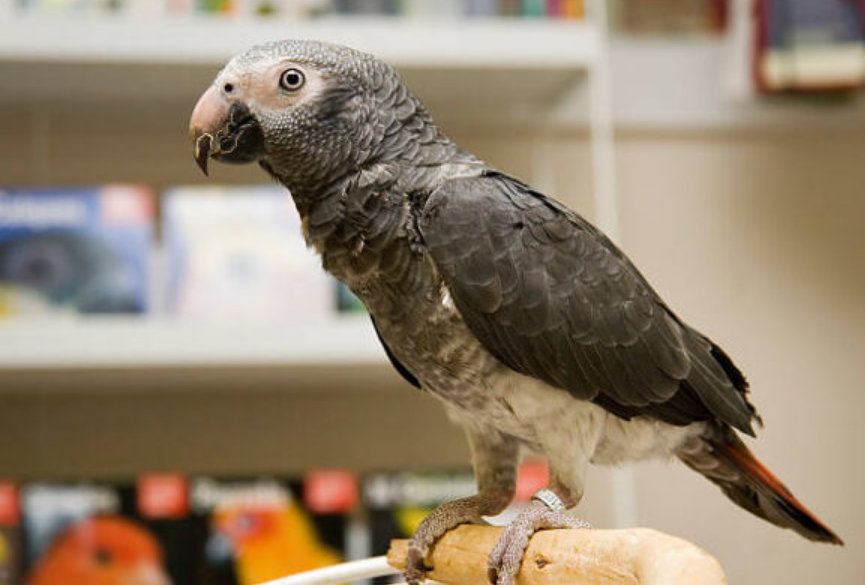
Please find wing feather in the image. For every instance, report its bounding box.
[420,172,757,434]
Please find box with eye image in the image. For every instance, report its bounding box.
[0,185,153,318]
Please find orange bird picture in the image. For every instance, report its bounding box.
[26,515,172,585]
[214,503,341,585]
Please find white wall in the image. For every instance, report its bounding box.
[615,132,864,584]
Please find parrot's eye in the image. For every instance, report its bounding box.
[94,548,113,566]
[279,68,306,92]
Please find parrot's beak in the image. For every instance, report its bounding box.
[189,85,264,176]
[132,562,171,585]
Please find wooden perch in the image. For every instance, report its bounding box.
[387,525,726,585]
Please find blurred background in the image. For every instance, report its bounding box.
[0,0,863,583]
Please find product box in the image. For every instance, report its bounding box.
[335,282,366,314]
[610,0,723,35]
[756,0,865,92]
[0,185,153,317]
[136,474,197,585]
[163,186,333,322]
[16,0,156,14]
[188,472,356,585]
[15,0,89,14]
[19,480,178,585]
[363,462,550,581]
[362,467,476,574]
[0,482,21,585]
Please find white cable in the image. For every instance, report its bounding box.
[256,557,399,585]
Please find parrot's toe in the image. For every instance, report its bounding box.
[404,493,508,583]
[404,546,434,584]
[486,501,592,585]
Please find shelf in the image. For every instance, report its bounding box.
[609,38,865,131]
[0,315,387,370]
[0,17,598,125]
[0,17,600,69]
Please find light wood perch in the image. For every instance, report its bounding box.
[387,525,726,585]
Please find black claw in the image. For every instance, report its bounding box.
[488,567,498,584]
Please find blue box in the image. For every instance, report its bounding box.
[0,186,153,316]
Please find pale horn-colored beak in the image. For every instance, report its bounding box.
[189,85,230,176]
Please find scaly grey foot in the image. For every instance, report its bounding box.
[487,493,592,585]
[405,491,512,584]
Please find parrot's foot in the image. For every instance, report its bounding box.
[487,499,592,585]
[405,491,512,584]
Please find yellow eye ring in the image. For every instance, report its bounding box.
[279,68,305,92]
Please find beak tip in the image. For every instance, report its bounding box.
[197,157,210,177]
[193,132,213,176]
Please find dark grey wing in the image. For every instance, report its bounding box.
[420,172,757,435]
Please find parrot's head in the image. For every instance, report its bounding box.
[28,516,171,585]
[189,39,422,196]
[213,504,280,549]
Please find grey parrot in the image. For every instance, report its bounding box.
[189,40,842,583]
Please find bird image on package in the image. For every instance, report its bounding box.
[20,483,171,585]
[0,529,18,585]
[25,516,170,585]
[190,39,843,583]
[189,475,350,585]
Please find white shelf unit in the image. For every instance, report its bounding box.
[0,316,384,370]
[0,2,618,379]
[0,17,600,68]
[0,17,602,121]
[0,0,615,378]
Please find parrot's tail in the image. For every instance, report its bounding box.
[677,423,843,545]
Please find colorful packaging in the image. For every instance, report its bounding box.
[363,467,475,584]
[333,0,397,15]
[0,185,153,317]
[196,0,235,13]
[0,482,20,585]
[363,461,550,581]
[610,0,722,35]
[335,282,366,314]
[15,0,90,14]
[19,481,176,585]
[756,0,865,92]
[189,472,356,585]
[163,186,334,322]
[136,474,196,585]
